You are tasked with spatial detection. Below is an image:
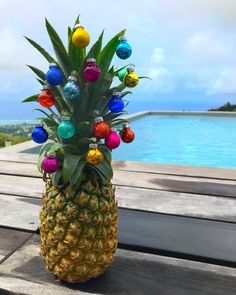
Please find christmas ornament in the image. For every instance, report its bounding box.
[41,155,60,174]
[45,63,63,86]
[120,123,135,143]
[83,58,101,82]
[38,85,55,108]
[32,125,48,144]
[105,131,121,149]
[57,116,75,139]
[108,92,124,113]
[124,67,139,88]
[116,36,132,60]
[117,67,128,82]
[86,143,104,165]
[72,24,90,48]
[93,117,111,139]
[63,76,80,100]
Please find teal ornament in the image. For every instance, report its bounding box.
[108,92,124,113]
[57,116,75,139]
[116,36,132,60]
[46,63,63,86]
[63,76,80,100]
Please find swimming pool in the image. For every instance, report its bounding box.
[113,114,236,168]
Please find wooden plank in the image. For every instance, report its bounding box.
[114,170,236,197]
[113,160,236,180]
[0,228,31,263]
[119,209,236,267]
[1,159,236,182]
[116,186,236,222]
[1,176,236,223]
[1,235,236,295]
[1,169,236,199]
[0,194,40,231]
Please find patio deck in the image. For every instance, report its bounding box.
[1,142,236,294]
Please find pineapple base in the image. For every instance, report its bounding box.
[39,177,118,283]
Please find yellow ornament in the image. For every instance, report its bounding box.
[86,144,103,165]
[72,24,90,48]
[124,67,139,88]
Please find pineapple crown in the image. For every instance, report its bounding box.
[23,16,148,188]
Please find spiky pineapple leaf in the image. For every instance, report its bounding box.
[63,154,83,183]
[22,94,38,103]
[45,18,71,76]
[98,29,126,74]
[27,65,45,80]
[24,36,55,63]
[71,157,86,187]
[51,169,63,187]
[86,30,104,61]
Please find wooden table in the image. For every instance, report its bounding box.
[1,148,236,294]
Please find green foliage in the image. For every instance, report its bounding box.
[23,17,147,187]
[209,102,236,112]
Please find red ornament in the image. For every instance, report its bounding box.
[38,85,55,108]
[120,123,135,143]
[93,117,111,139]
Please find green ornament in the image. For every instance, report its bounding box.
[117,67,128,82]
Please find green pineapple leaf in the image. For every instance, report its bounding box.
[22,94,39,103]
[27,65,45,80]
[24,36,55,63]
[45,18,72,76]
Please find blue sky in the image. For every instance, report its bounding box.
[1,0,236,119]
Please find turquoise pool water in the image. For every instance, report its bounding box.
[112,115,236,168]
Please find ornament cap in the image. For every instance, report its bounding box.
[112,91,121,96]
[61,116,70,121]
[42,85,51,90]
[68,75,77,82]
[87,58,96,63]
[94,116,103,124]
[127,67,135,73]
[89,143,98,149]
[74,24,84,30]
[35,123,44,128]
[49,62,57,67]
[47,153,56,158]
[123,123,129,128]
[119,36,127,41]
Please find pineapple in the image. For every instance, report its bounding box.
[23,17,145,283]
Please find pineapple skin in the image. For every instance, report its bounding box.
[39,177,118,283]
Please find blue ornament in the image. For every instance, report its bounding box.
[63,76,80,100]
[45,63,63,86]
[32,125,48,144]
[108,92,124,113]
[57,117,75,139]
[116,36,132,60]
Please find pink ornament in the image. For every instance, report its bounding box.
[41,155,60,173]
[105,131,121,149]
[83,58,101,82]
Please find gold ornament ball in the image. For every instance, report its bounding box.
[86,148,103,165]
[72,26,90,48]
[124,72,139,88]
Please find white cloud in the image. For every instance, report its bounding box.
[183,32,232,64]
[208,68,236,95]
[144,67,175,93]
[151,48,165,63]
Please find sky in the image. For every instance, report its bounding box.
[1,0,236,119]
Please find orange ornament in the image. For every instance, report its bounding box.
[93,117,111,139]
[120,123,135,143]
[38,85,55,108]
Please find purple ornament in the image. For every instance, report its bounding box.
[41,155,60,174]
[105,131,121,149]
[83,58,101,82]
